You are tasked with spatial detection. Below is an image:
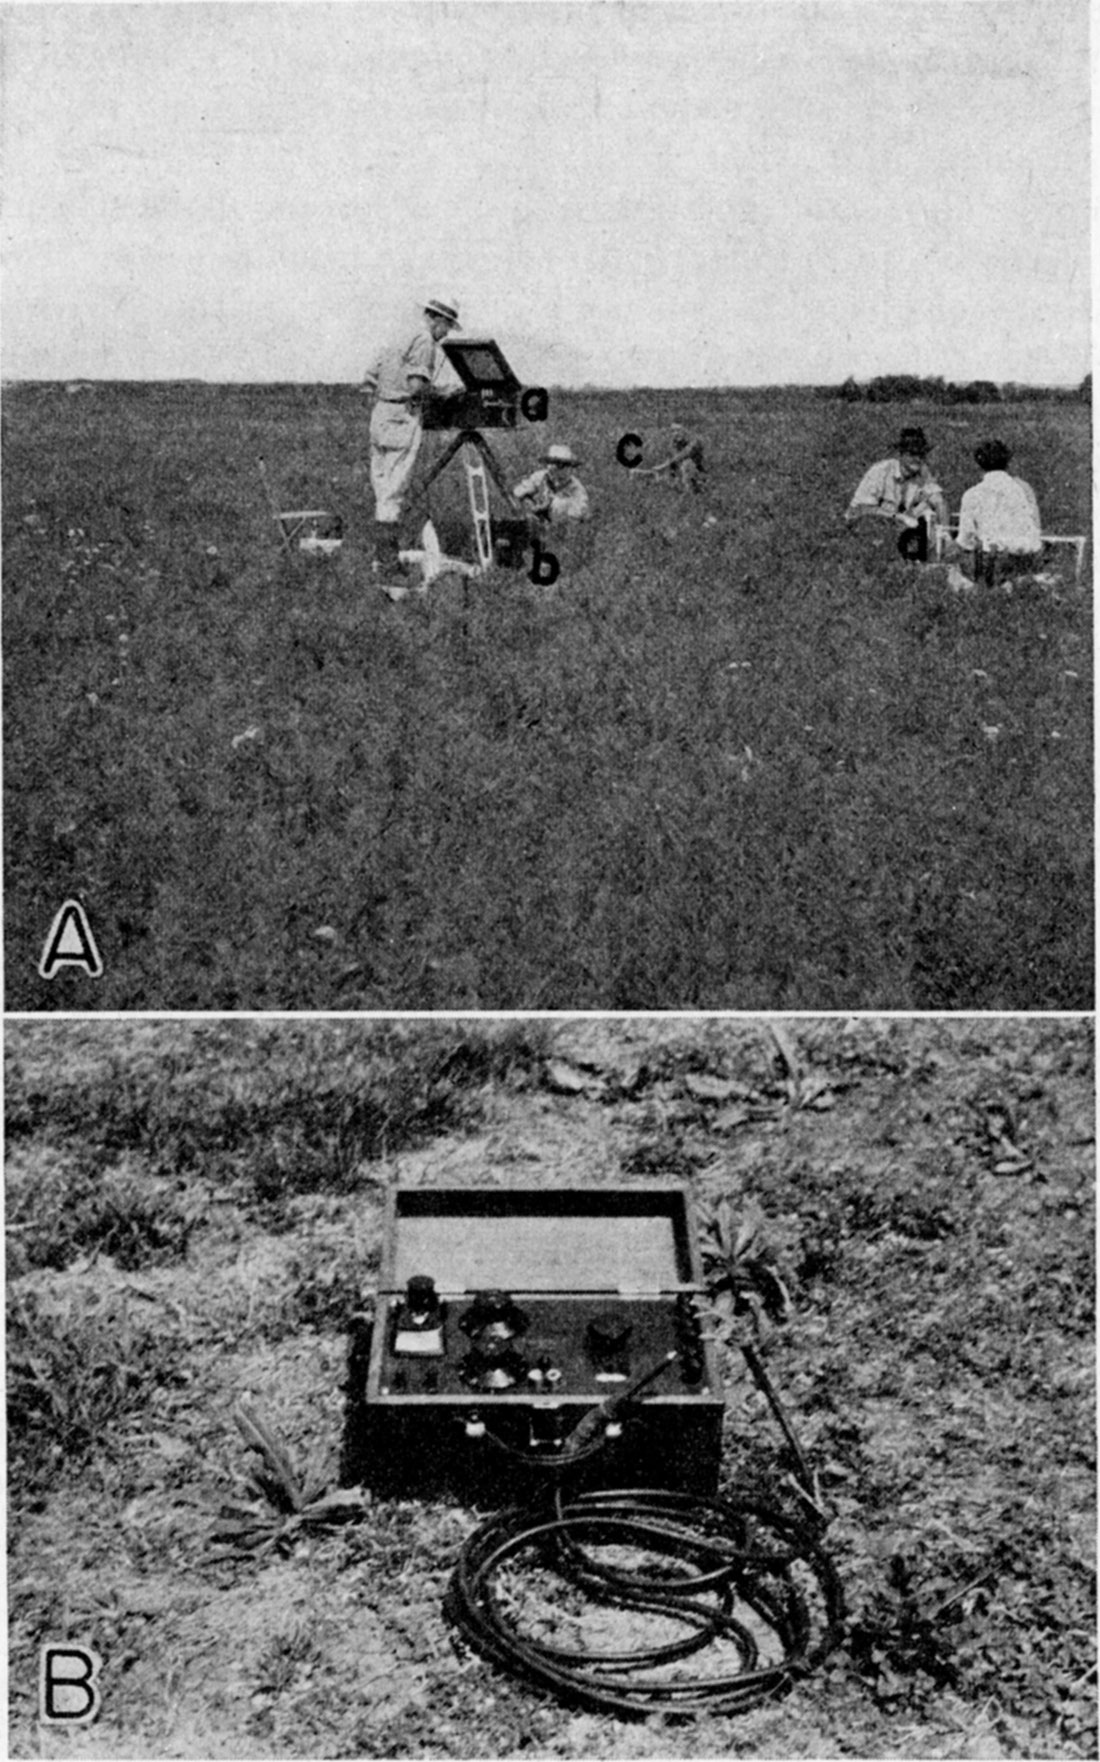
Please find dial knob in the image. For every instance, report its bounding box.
[461,1291,529,1341]
[405,1274,439,1316]
[587,1313,633,1357]
[460,1343,527,1392]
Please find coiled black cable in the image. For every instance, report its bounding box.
[447,1482,845,1716]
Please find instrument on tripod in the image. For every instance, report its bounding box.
[408,338,530,574]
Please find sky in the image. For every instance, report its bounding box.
[0,1,1090,387]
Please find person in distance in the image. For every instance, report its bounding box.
[638,421,708,493]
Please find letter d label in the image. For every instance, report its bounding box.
[40,1645,102,1725]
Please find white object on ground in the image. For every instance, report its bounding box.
[946,566,975,594]
[398,519,478,584]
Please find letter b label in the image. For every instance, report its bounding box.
[40,1645,102,1725]
[528,538,560,586]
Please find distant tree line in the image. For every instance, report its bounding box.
[825,373,1091,404]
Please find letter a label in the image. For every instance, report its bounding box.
[40,1644,103,1724]
[38,899,103,980]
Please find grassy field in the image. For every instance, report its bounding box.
[3,384,1092,1009]
[5,1016,1094,1759]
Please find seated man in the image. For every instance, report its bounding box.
[513,444,591,524]
[954,440,1042,586]
[846,426,948,562]
[643,421,707,493]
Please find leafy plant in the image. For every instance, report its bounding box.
[697,1193,793,1341]
[211,1402,368,1557]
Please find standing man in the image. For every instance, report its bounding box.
[363,297,460,589]
[845,425,948,562]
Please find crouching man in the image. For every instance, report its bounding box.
[513,445,591,525]
[641,421,707,493]
[846,426,948,562]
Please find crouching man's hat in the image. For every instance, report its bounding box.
[424,297,460,325]
[897,426,931,457]
[544,444,578,466]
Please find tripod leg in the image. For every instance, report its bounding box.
[473,434,518,507]
[464,446,494,571]
[404,430,467,525]
[259,459,294,553]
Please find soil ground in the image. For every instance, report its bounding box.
[5,1016,1095,1758]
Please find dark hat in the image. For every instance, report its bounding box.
[897,426,931,457]
[974,438,1012,471]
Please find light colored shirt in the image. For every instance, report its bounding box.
[955,471,1042,555]
[846,458,947,525]
[364,326,438,402]
[513,468,591,522]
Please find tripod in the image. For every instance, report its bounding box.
[407,429,516,573]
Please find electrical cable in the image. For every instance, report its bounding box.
[446,1349,846,1716]
[448,1483,844,1716]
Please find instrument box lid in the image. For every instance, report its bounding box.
[441,337,522,397]
[380,1183,706,1297]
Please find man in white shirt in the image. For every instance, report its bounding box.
[846,426,949,562]
[363,297,460,590]
[955,440,1042,586]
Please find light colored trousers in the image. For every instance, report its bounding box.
[369,401,424,524]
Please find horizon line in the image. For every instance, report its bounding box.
[2,375,1088,393]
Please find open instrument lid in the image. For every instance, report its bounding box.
[441,337,522,396]
[382,1183,704,1294]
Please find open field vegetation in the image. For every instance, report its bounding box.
[5,1017,1095,1759]
[3,384,1092,1008]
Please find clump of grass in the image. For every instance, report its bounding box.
[5,1020,553,1215]
[261,1234,378,1337]
[7,1288,188,1501]
[7,1154,203,1272]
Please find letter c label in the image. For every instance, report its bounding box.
[616,433,643,469]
